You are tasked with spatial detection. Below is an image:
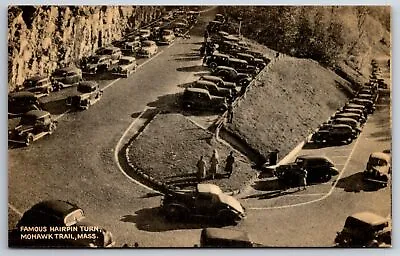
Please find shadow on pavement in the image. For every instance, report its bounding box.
[120,207,221,232]
[174,56,202,62]
[177,82,193,88]
[302,141,349,150]
[252,179,283,192]
[177,65,208,73]
[242,189,299,200]
[335,172,383,192]
[41,98,70,115]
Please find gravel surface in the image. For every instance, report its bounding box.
[226,56,351,162]
[127,113,257,192]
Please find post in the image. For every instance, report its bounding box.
[238,19,242,37]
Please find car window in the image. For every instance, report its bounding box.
[20,116,36,125]
[64,209,85,226]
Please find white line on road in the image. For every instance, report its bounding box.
[54,109,71,121]
[114,107,157,192]
[8,203,23,217]
[249,132,363,210]
[102,78,121,91]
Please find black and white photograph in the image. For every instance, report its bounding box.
[7,5,391,248]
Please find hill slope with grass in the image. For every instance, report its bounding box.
[226,56,351,162]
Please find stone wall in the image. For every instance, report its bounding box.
[8,6,165,91]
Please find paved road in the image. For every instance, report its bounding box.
[8,8,391,248]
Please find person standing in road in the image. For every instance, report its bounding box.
[224,151,235,178]
[204,29,209,43]
[227,100,234,124]
[299,168,308,191]
[210,149,219,179]
[196,156,207,181]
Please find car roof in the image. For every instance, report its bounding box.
[213,52,229,58]
[120,56,136,61]
[201,75,223,82]
[345,103,365,108]
[55,66,80,73]
[370,152,391,162]
[195,80,217,87]
[142,40,155,44]
[296,154,333,162]
[9,91,37,98]
[229,58,247,64]
[140,29,150,32]
[349,212,388,225]
[336,112,359,117]
[216,66,235,71]
[330,124,353,129]
[202,228,251,242]
[27,200,80,219]
[78,81,98,88]
[218,31,229,35]
[334,117,358,123]
[185,87,209,94]
[26,75,48,81]
[236,53,253,58]
[24,110,50,118]
[197,184,222,194]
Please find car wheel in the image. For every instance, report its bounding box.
[165,205,186,221]
[184,103,192,109]
[25,133,34,146]
[48,123,57,134]
[217,209,239,226]
[210,62,218,70]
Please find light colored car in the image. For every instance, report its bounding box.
[82,55,112,75]
[112,56,137,77]
[158,29,175,45]
[96,46,122,63]
[66,81,103,110]
[363,152,391,187]
[51,67,82,90]
[22,75,54,96]
[139,29,151,40]
[138,40,158,58]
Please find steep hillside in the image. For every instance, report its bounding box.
[8,6,164,91]
[226,56,351,162]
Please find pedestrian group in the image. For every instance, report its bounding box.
[196,149,235,181]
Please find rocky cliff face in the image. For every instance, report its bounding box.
[8,6,164,91]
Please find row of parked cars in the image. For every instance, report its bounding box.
[181,17,270,113]
[8,10,199,147]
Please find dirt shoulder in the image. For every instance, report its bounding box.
[226,56,352,162]
[127,113,257,192]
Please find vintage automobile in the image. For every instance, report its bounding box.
[310,124,358,145]
[338,107,367,118]
[335,211,391,247]
[218,41,241,55]
[137,40,158,58]
[212,66,252,87]
[274,155,338,185]
[157,29,175,45]
[199,228,260,248]
[357,93,377,102]
[66,81,103,110]
[227,58,259,77]
[363,152,391,187]
[199,75,241,96]
[349,98,375,114]
[82,55,113,75]
[245,49,271,64]
[331,117,362,133]
[182,88,228,112]
[343,103,368,116]
[207,20,223,34]
[214,14,225,23]
[161,184,245,225]
[191,80,232,98]
[22,75,54,96]
[203,52,230,70]
[95,46,122,62]
[111,56,137,77]
[9,200,115,248]
[8,91,43,117]
[8,110,57,146]
[210,31,230,44]
[51,67,82,90]
[120,40,141,56]
[332,112,366,125]
[235,53,266,69]
[139,29,151,40]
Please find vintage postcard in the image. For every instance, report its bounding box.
[8,5,391,248]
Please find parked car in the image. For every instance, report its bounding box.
[212,66,252,87]
[227,58,259,77]
[335,211,391,247]
[203,52,230,70]
[349,98,375,114]
[8,91,42,117]
[66,81,103,110]
[311,124,358,145]
[357,93,377,102]
[22,75,54,96]
[235,53,266,69]
[363,152,391,187]
[120,40,141,56]
[9,200,115,248]
[199,75,241,96]
[158,29,175,45]
[331,117,362,133]
[191,80,232,98]
[343,103,368,116]
[111,56,137,77]
[82,55,112,75]
[96,46,122,62]
[245,49,271,64]
[51,67,82,90]
[273,155,338,185]
[332,112,366,125]
[182,88,228,112]
[139,29,151,40]
[214,14,225,23]
[218,41,241,55]
[207,20,223,33]
[161,184,245,225]
[338,108,367,118]
[199,228,260,247]
[8,110,57,146]
[137,40,158,58]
